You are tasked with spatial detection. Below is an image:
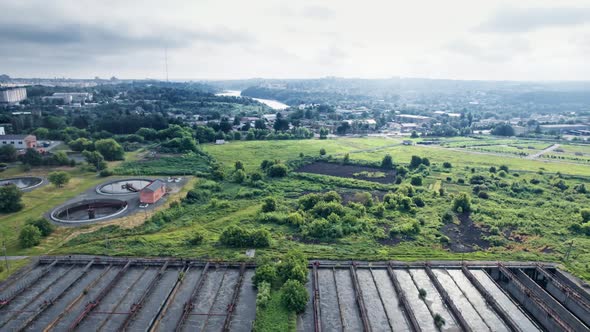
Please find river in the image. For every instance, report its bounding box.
[215,90,289,110]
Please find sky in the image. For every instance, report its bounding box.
[0,0,589,81]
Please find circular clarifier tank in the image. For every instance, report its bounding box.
[97,179,152,195]
[51,199,128,223]
[0,177,44,190]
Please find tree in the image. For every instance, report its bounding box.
[52,151,70,166]
[48,171,70,187]
[319,127,329,139]
[26,218,54,237]
[0,145,18,162]
[381,154,394,169]
[268,164,288,177]
[0,184,23,213]
[21,148,42,166]
[491,123,515,136]
[68,137,94,152]
[277,250,308,283]
[319,148,326,156]
[83,150,107,171]
[281,280,309,313]
[452,193,472,213]
[94,138,124,161]
[233,169,246,183]
[255,119,266,129]
[262,197,277,212]
[410,155,422,168]
[19,225,42,248]
[253,264,277,286]
[411,131,419,138]
[235,160,244,171]
[411,175,423,186]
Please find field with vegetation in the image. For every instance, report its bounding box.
[45,137,589,282]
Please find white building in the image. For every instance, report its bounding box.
[0,127,5,135]
[0,134,37,149]
[49,92,92,104]
[0,87,27,104]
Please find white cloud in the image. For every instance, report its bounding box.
[0,0,588,80]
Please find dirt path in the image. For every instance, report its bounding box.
[527,144,560,159]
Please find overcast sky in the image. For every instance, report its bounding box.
[1,0,589,81]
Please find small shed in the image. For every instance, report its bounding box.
[215,139,226,145]
[140,179,166,204]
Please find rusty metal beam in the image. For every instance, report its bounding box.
[0,264,76,330]
[497,264,574,332]
[0,259,58,309]
[174,262,210,332]
[147,264,190,332]
[43,264,113,332]
[387,265,422,332]
[349,265,371,332]
[222,263,246,332]
[17,260,95,332]
[67,260,132,332]
[312,262,322,332]
[119,260,169,331]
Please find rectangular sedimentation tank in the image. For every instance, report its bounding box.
[1,257,589,331]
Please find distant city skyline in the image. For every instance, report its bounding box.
[1,0,589,81]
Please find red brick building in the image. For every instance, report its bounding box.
[140,179,166,204]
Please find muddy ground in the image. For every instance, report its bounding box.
[441,212,490,252]
[295,162,396,184]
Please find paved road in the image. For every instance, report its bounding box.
[528,144,560,159]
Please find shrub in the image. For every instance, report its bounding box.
[219,225,271,248]
[322,191,342,203]
[582,209,590,222]
[312,201,345,218]
[267,164,288,177]
[412,196,425,207]
[286,212,306,226]
[353,192,373,207]
[250,171,263,182]
[319,148,326,156]
[298,193,321,210]
[442,211,454,223]
[442,162,452,168]
[410,155,422,168]
[253,264,277,286]
[233,169,246,183]
[19,225,41,248]
[410,175,423,186]
[499,165,509,172]
[99,169,114,177]
[434,313,446,328]
[452,193,472,213]
[0,184,23,213]
[489,166,497,173]
[261,197,277,212]
[342,153,350,165]
[48,171,70,187]
[498,171,507,178]
[277,251,308,283]
[188,231,204,245]
[256,281,271,308]
[26,218,54,237]
[381,154,394,169]
[418,288,427,299]
[477,191,489,199]
[281,280,309,313]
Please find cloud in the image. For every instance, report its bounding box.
[301,5,335,19]
[444,38,531,63]
[477,6,590,33]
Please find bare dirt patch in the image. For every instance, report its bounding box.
[441,212,490,253]
[295,162,396,184]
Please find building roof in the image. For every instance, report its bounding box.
[0,134,34,140]
[142,179,165,192]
